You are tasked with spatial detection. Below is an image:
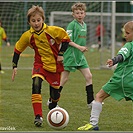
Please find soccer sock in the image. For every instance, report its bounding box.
[59,86,63,93]
[32,94,42,117]
[90,100,102,126]
[86,84,94,104]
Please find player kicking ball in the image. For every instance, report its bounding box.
[78,21,133,130]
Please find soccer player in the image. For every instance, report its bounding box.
[11,5,70,127]
[78,21,133,131]
[49,2,94,108]
[95,21,105,50]
[0,19,10,73]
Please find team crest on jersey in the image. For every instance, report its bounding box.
[119,47,128,54]
[67,30,72,37]
[50,39,55,45]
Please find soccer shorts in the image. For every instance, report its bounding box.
[32,65,61,87]
[102,77,133,101]
[64,64,89,72]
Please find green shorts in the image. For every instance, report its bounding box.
[102,77,133,101]
[64,64,89,72]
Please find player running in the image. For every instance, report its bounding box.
[78,21,133,130]
[11,5,70,127]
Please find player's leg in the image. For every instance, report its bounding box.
[48,85,61,110]
[79,68,94,108]
[98,36,101,50]
[78,89,109,131]
[90,89,109,126]
[59,70,70,93]
[32,76,43,127]
[45,70,62,109]
[47,70,70,105]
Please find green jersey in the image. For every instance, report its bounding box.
[103,42,133,101]
[63,19,88,71]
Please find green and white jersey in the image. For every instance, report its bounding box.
[63,19,88,67]
[103,41,133,101]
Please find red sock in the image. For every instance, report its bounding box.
[32,94,42,117]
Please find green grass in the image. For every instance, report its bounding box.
[0,46,133,132]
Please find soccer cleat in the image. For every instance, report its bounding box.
[47,98,52,106]
[47,98,58,110]
[77,123,99,131]
[34,114,43,127]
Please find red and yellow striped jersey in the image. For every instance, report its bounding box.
[14,23,70,73]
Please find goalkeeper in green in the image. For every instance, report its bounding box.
[78,21,133,130]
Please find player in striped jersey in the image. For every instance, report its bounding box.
[11,5,70,127]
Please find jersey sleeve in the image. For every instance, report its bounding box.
[14,31,32,54]
[48,26,70,44]
[117,42,132,61]
[66,22,74,41]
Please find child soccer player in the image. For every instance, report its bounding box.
[0,19,10,73]
[78,21,133,131]
[11,5,70,127]
[55,2,95,108]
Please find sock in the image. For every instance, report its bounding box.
[32,94,42,117]
[59,86,63,93]
[90,101,102,126]
[86,84,94,104]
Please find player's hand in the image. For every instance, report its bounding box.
[57,55,63,63]
[12,68,17,81]
[106,59,113,67]
[78,46,88,52]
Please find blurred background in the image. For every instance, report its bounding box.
[0,1,133,69]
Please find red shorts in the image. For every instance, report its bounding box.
[32,65,61,87]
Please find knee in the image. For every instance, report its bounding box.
[95,90,106,102]
[95,92,103,102]
[86,73,92,82]
[32,77,43,94]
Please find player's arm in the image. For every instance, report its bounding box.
[69,41,88,52]
[57,42,69,63]
[2,29,10,46]
[106,54,123,67]
[12,51,20,81]
[58,42,69,56]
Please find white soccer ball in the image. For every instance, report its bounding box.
[47,106,69,130]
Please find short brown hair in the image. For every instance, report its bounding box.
[71,2,86,12]
[27,5,45,22]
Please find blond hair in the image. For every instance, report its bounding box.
[71,2,86,12]
[124,21,133,31]
[27,5,45,22]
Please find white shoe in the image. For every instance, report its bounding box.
[47,98,52,106]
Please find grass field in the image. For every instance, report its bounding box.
[0,45,133,132]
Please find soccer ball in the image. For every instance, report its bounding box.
[47,106,69,130]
